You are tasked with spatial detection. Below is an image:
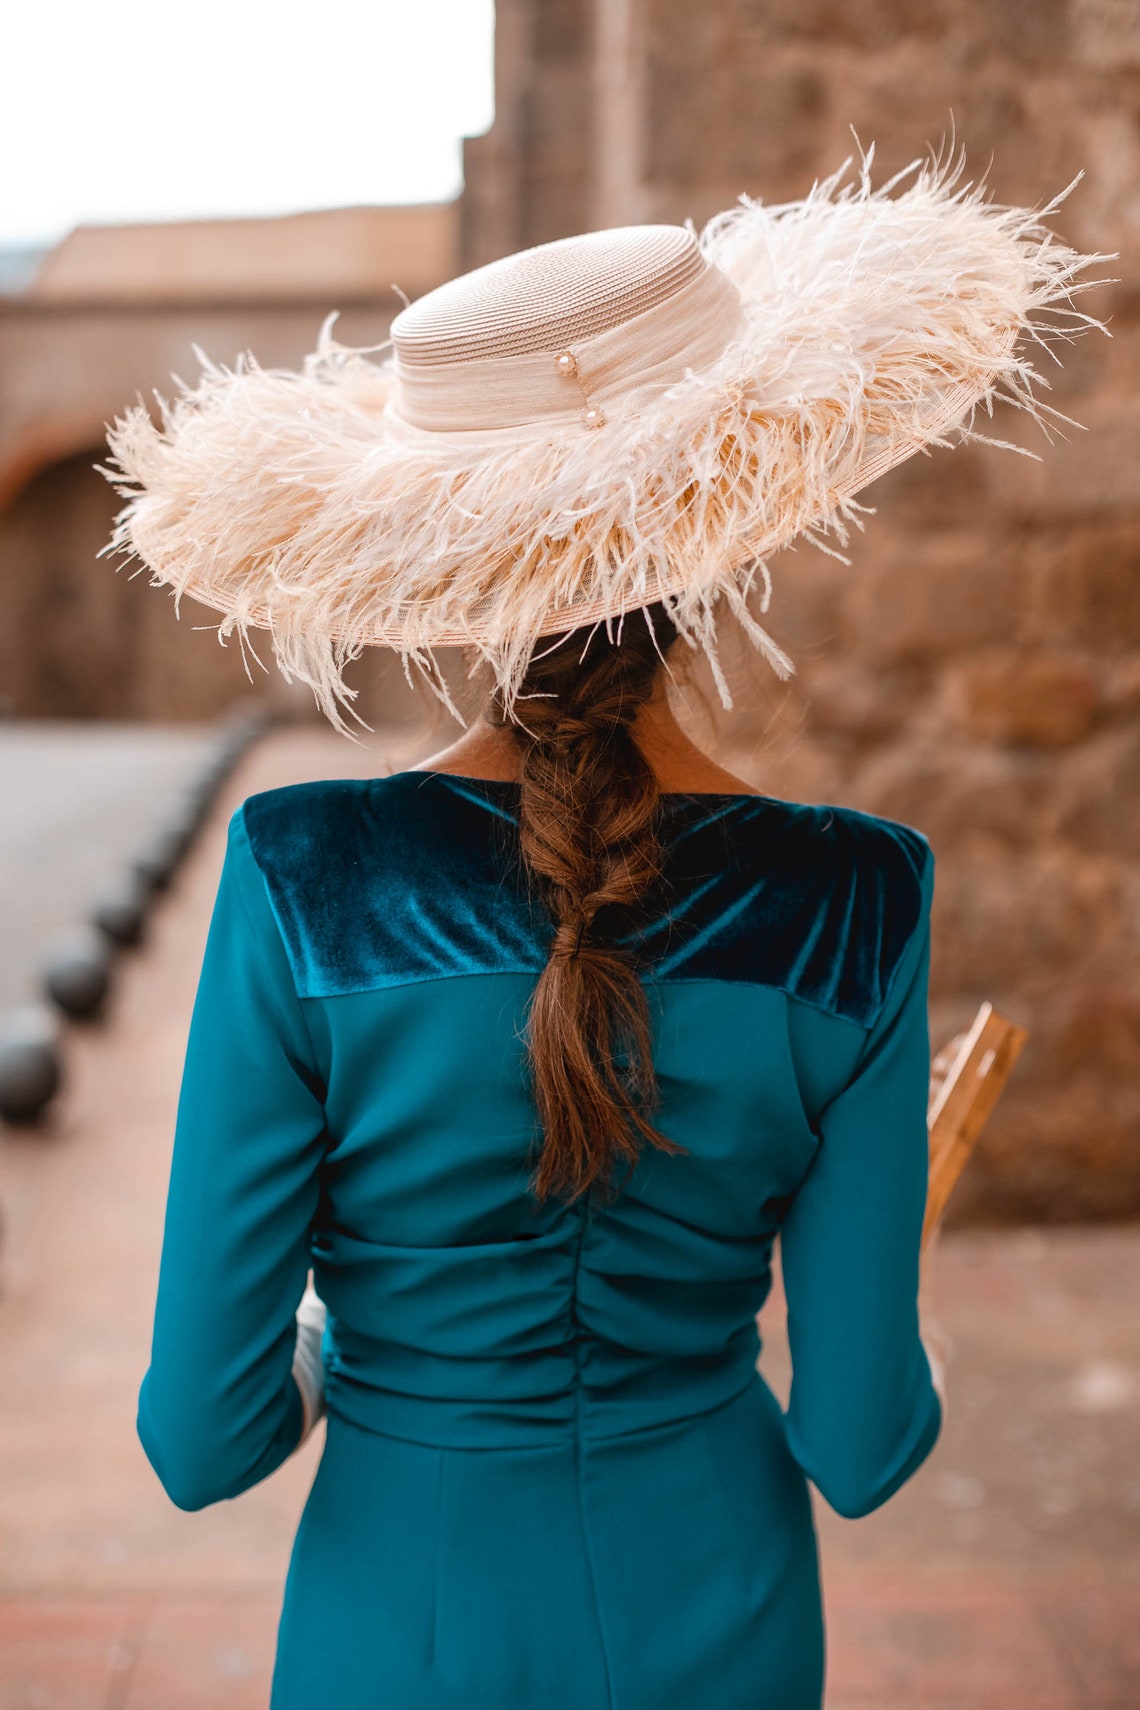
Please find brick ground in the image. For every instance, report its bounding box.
[0,729,1136,1709]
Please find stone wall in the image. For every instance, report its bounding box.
[463,0,1140,1220]
[0,204,458,724]
[0,304,395,723]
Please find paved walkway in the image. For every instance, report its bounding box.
[0,722,217,1011]
[0,730,1136,1709]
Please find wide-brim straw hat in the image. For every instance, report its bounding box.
[102,137,1114,730]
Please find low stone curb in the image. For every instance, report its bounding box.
[0,711,271,1126]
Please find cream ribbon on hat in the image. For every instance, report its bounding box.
[389,257,746,436]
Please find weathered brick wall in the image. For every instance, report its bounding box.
[463,0,1140,1219]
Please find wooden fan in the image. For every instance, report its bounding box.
[922,1003,1029,1248]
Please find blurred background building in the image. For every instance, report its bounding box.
[0,203,455,720]
[1,0,1137,1220]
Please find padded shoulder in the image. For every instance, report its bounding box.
[649,795,933,1029]
[238,776,932,1029]
[239,776,546,1001]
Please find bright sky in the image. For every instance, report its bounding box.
[1,0,495,249]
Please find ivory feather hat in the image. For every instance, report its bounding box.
[101,138,1113,730]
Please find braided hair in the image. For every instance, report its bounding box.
[487,603,689,1205]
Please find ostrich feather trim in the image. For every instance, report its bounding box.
[100,138,1115,734]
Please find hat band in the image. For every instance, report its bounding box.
[391,261,746,434]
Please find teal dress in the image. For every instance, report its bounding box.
[138,772,941,1710]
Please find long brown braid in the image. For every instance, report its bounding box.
[487,603,690,1205]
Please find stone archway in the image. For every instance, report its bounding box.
[0,450,283,720]
[0,451,135,717]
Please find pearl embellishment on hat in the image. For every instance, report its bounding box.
[555,347,605,428]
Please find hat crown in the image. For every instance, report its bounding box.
[391,225,704,367]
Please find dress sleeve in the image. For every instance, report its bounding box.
[778,840,941,1520]
[137,803,328,1511]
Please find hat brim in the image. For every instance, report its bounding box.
[102,143,1112,728]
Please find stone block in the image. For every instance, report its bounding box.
[1072,0,1140,69]
[764,545,853,654]
[803,661,925,743]
[724,0,949,50]
[944,651,1102,748]
[987,401,1140,518]
[855,438,991,532]
[978,0,1074,67]
[1050,983,1140,1078]
[1049,727,1140,857]
[1104,654,1140,714]
[850,741,1055,851]
[843,533,1025,664]
[929,845,1130,994]
[960,1075,1140,1221]
[644,10,828,188]
[533,0,593,59]
[1021,519,1140,654]
[725,0,1070,62]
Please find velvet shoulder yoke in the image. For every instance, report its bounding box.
[240,772,931,1030]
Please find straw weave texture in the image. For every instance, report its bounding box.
[393,226,704,364]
